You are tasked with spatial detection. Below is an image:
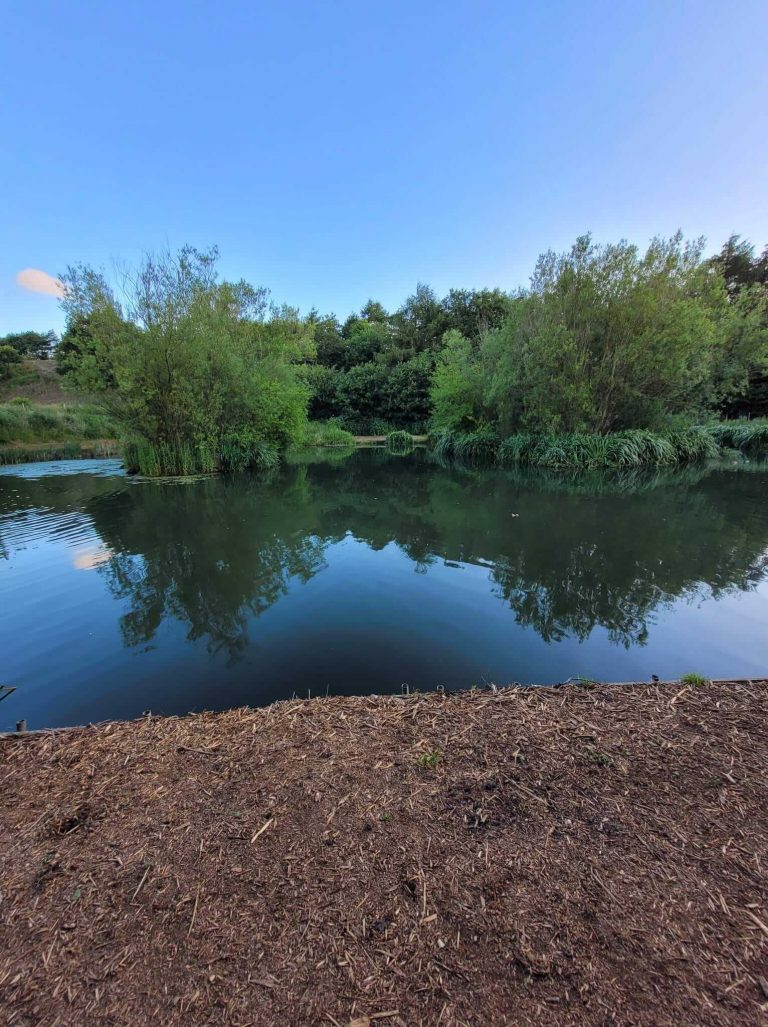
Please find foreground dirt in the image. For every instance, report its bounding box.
[1,682,766,1026]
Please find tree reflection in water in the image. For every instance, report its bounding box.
[2,450,768,659]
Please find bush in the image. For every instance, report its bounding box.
[431,234,768,436]
[59,247,313,475]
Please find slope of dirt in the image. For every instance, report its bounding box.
[0,360,82,404]
[1,681,766,1026]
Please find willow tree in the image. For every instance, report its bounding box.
[58,247,314,472]
[432,233,767,434]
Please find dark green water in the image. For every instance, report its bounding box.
[1,447,767,730]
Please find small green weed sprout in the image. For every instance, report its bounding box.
[680,672,708,686]
[417,748,441,770]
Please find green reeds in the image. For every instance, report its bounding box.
[709,419,768,452]
[433,425,735,470]
[495,428,719,469]
[122,437,278,477]
[432,429,499,463]
[386,430,414,453]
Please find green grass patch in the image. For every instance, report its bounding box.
[497,428,719,468]
[417,748,441,770]
[680,672,709,686]
[0,401,118,445]
[299,420,356,448]
[709,419,768,453]
[432,428,500,464]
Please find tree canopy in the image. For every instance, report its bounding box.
[0,330,57,360]
[51,231,768,472]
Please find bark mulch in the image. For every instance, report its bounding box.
[1,681,767,1026]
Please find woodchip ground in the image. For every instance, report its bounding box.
[1,680,766,1026]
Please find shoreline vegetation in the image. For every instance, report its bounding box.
[3,403,768,472]
[2,679,766,1025]
[431,420,768,468]
[2,231,764,476]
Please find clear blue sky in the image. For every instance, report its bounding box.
[2,0,767,334]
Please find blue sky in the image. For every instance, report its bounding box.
[2,0,767,334]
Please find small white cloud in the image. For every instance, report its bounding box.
[16,268,65,298]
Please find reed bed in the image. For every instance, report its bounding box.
[122,438,279,477]
[709,419,768,452]
[386,429,415,453]
[432,421,768,469]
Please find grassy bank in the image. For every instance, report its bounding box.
[432,421,768,468]
[0,401,118,445]
[1,680,766,1026]
[0,401,120,466]
[0,440,120,465]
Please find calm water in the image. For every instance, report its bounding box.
[1,448,767,730]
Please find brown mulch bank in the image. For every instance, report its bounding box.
[1,682,767,1026]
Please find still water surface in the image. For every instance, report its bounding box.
[1,448,767,729]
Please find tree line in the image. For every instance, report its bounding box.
[0,330,57,379]
[38,232,768,472]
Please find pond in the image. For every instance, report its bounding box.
[1,447,767,729]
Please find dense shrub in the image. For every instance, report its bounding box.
[431,234,768,436]
[58,247,312,475]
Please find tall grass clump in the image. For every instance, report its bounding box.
[432,428,499,464]
[709,419,768,453]
[299,420,356,447]
[495,427,721,469]
[386,430,414,453]
[122,437,278,477]
[218,435,279,473]
[0,442,82,465]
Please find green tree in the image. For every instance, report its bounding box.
[392,283,449,355]
[56,313,118,389]
[384,352,434,429]
[0,345,22,380]
[335,362,389,431]
[0,330,57,359]
[59,246,313,470]
[710,236,768,416]
[297,363,342,420]
[432,234,758,435]
[431,330,490,431]
[442,288,512,340]
[307,311,346,368]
